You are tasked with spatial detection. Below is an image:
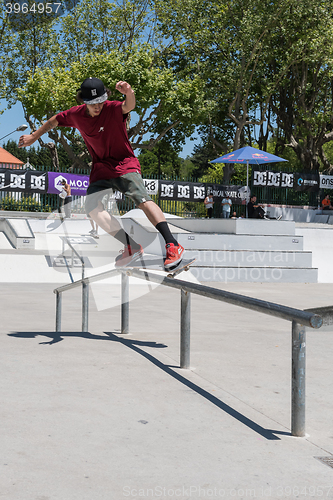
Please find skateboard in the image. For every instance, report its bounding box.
[124,254,196,277]
[166,258,196,278]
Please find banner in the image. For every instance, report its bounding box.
[252,170,319,192]
[205,184,249,205]
[159,180,206,202]
[293,172,320,192]
[47,172,90,196]
[0,169,48,193]
[47,174,158,197]
[143,178,159,195]
[320,174,333,189]
[252,170,294,188]
[158,181,247,204]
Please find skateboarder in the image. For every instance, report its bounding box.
[19,77,185,269]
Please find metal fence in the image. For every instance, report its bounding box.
[0,165,323,216]
[54,266,323,438]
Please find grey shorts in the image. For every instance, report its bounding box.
[85,172,152,215]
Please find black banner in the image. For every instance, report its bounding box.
[293,173,320,192]
[205,184,249,205]
[252,169,320,192]
[0,169,48,193]
[158,181,248,205]
[252,170,294,188]
[159,181,206,202]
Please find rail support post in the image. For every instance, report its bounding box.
[180,289,191,369]
[291,321,306,437]
[56,291,62,332]
[121,272,129,334]
[82,281,89,332]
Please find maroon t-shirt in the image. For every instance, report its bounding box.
[56,100,141,183]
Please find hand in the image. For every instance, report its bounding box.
[19,134,35,148]
[115,81,132,95]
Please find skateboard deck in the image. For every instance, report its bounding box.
[166,258,196,278]
[124,253,196,277]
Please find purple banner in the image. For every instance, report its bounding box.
[48,172,90,196]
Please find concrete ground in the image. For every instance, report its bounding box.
[1,280,333,500]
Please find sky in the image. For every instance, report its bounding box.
[0,100,200,159]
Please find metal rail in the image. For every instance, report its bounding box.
[53,267,323,438]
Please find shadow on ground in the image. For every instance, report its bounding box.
[8,330,291,441]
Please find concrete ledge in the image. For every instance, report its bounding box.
[178,233,304,251]
[314,214,329,223]
[0,218,35,249]
[0,210,88,220]
[185,249,313,268]
[168,218,295,235]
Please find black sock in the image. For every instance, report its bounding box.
[156,221,178,246]
[114,229,140,249]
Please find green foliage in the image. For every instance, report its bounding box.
[0,194,51,212]
[2,0,333,179]
[16,47,208,161]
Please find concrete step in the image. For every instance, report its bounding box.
[185,249,313,268]
[178,233,304,251]
[191,266,318,283]
[167,218,296,235]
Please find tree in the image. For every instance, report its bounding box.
[138,139,181,177]
[155,0,333,179]
[17,47,207,170]
[269,0,333,171]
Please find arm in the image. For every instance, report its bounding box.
[19,115,59,148]
[115,81,135,114]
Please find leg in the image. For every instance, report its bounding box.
[89,201,123,236]
[138,200,185,269]
[64,198,71,218]
[137,200,166,226]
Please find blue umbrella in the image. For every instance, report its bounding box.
[210,146,288,217]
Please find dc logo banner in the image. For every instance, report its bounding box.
[159,181,206,201]
[177,184,191,200]
[252,170,295,189]
[27,172,48,192]
[10,173,26,189]
[281,173,294,188]
[159,181,176,199]
[0,169,48,193]
[267,171,281,187]
[253,170,267,186]
[193,185,206,200]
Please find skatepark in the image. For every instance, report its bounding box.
[1,210,333,499]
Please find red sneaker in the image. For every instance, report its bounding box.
[164,243,185,270]
[115,244,144,267]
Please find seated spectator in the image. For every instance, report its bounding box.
[247,196,282,220]
[321,194,333,210]
[247,195,266,219]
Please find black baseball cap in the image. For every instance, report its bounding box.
[79,77,108,104]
